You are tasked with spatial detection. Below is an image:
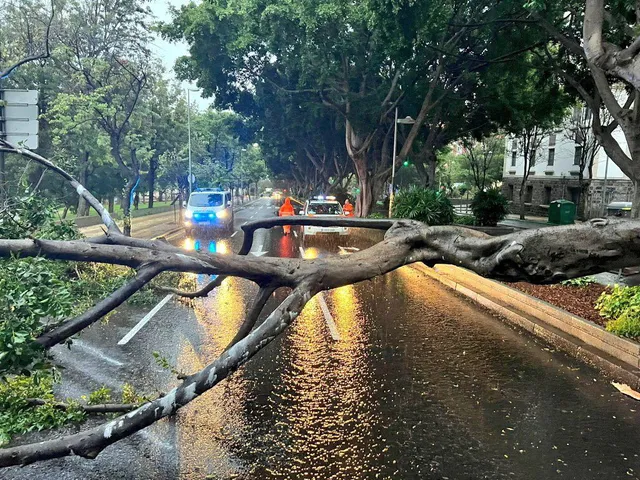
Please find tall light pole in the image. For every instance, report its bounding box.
[389,107,416,217]
[186,88,198,197]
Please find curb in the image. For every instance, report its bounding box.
[410,263,640,389]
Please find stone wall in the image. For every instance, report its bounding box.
[501,176,634,218]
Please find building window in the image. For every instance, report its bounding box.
[525,185,533,203]
[511,151,517,167]
[544,186,552,205]
[512,139,518,151]
[574,146,583,165]
[548,148,555,166]
[508,184,514,200]
[548,134,556,147]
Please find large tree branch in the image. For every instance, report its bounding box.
[36,265,163,348]
[1,216,640,466]
[0,141,120,233]
[0,0,55,79]
[0,287,311,467]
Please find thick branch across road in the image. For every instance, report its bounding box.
[2,218,640,467]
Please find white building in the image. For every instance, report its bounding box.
[502,108,632,218]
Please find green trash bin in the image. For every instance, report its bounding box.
[548,199,576,225]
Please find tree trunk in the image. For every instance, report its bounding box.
[61,205,69,219]
[352,153,374,217]
[148,157,157,209]
[77,152,90,217]
[632,180,640,219]
[519,187,526,220]
[122,180,136,237]
[108,196,115,213]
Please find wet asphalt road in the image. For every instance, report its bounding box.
[5,197,640,479]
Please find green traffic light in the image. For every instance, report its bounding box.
[403,161,409,166]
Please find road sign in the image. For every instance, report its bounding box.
[0,89,39,149]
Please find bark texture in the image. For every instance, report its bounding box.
[1,144,640,468]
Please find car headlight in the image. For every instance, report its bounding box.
[185,210,193,219]
[216,210,228,219]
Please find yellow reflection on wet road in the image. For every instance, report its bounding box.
[302,246,320,259]
[176,236,254,478]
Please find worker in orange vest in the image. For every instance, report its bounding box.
[343,199,354,217]
[278,197,295,234]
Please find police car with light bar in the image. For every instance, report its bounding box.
[302,195,348,237]
[184,188,233,235]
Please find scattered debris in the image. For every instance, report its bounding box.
[612,382,640,401]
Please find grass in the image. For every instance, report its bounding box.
[58,201,173,220]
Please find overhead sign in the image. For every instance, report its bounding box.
[0,89,39,149]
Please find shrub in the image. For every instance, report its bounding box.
[453,215,476,226]
[470,189,509,226]
[0,374,85,446]
[596,285,640,339]
[391,187,454,225]
[368,212,386,219]
[561,276,597,287]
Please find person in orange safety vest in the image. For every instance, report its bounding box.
[278,197,295,234]
[343,199,354,217]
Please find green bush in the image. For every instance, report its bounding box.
[561,276,597,287]
[391,187,454,225]
[0,374,85,446]
[596,285,640,339]
[470,189,509,226]
[367,212,386,219]
[454,215,476,226]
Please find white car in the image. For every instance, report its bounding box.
[184,189,234,235]
[302,196,349,237]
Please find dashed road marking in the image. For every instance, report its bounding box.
[118,294,173,345]
[298,245,340,341]
[231,231,238,237]
[317,293,341,341]
[74,340,124,367]
[293,231,298,238]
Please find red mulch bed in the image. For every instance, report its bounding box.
[506,282,610,328]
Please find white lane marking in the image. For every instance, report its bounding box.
[293,231,298,238]
[338,246,360,254]
[242,221,247,226]
[250,214,255,219]
[299,246,305,257]
[317,293,341,341]
[250,243,267,256]
[74,340,123,367]
[231,231,238,237]
[118,294,173,345]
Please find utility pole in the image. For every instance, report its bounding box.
[601,155,610,217]
[187,88,193,198]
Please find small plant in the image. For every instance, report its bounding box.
[152,351,183,377]
[121,383,146,405]
[367,212,386,219]
[392,187,454,225]
[561,276,597,287]
[84,386,112,405]
[0,374,85,446]
[596,285,640,339]
[470,189,509,226]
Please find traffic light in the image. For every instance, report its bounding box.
[403,160,409,167]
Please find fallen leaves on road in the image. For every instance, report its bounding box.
[612,382,640,400]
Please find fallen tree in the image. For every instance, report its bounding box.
[1,139,640,467]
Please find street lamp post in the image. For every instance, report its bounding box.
[388,108,416,218]
[186,88,198,198]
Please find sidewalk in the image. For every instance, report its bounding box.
[79,196,262,239]
[79,210,182,239]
